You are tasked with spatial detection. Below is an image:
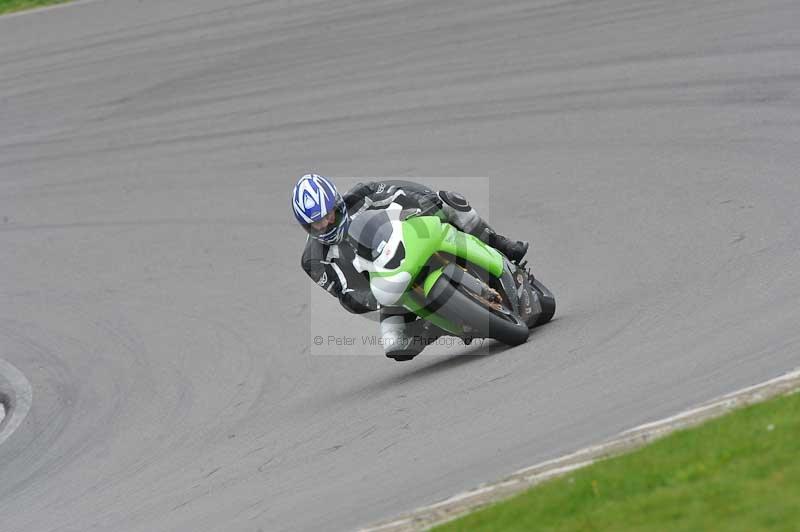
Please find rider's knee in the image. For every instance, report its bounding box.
[438,190,482,234]
[380,314,428,361]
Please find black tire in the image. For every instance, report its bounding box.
[531,278,556,326]
[426,272,530,346]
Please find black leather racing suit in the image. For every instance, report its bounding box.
[301,180,498,360]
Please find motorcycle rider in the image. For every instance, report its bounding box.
[292,174,529,361]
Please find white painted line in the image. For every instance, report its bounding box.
[619,402,723,435]
[623,368,800,436]
[720,368,800,399]
[513,447,601,477]
[0,0,105,21]
[0,359,33,448]
[360,366,800,532]
[522,459,594,483]
[366,518,412,532]
[427,485,498,509]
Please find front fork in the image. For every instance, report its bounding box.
[507,262,543,327]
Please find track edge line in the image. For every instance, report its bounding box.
[360,367,800,532]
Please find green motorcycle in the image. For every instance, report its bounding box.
[348,202,555,346]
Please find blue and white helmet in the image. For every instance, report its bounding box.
[291,174,350,244]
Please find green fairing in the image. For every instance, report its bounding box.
[400,216,447,273]
[367,215,443,279]
[438,225,504,277]
[361,215,505,334]
[423,267,445,297]
[364,216,505,335]
[399,216,504,280]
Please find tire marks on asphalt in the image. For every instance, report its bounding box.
[0,358,33,448]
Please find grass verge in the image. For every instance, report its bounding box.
[0,0,70,15]
[436,391,800,531]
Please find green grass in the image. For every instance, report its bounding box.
[0,0,70,15]
[436,392,800,532]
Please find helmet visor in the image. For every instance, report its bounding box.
[302,198,347,239]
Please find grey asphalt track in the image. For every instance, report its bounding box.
[1,1,799,531]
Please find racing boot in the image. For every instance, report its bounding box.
[484,228,529,264]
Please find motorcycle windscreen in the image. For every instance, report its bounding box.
[348,209,395,262]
